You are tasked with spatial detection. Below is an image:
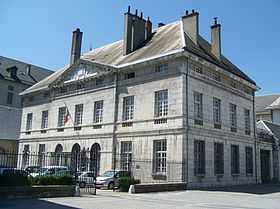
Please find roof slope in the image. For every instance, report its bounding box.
[263,120,280,140]
[82,21,183,66]
[256,95,280,112]
[0,56,53,85]
[21,20,256,95]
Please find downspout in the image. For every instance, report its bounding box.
[253,91,258,184]
[185,57,189,186]
[112,70,119,190]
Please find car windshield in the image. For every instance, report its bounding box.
[101,171,115,177]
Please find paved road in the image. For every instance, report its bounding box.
[1,185,280,209]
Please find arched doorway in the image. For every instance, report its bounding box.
[80,147,88,172]
[54,144,63,166]
[90,143,101,177]
[71,143,81,172]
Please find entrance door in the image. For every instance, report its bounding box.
[260,149,271,183]
[90,143,101,177]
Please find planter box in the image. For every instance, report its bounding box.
[0,185,75,199]
[131,182,187,193]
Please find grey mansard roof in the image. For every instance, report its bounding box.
[21,20,256,95]
[256,95,280,113]
[0,56,53,85]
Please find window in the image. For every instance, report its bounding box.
[245,146,253,175]
[94,100,103,123]
[214,143,224,175]
[8,85,14,91]
[123,96,134,121]
[22,145,30,168]
[154,90,168,117]
[41,110,48,129]
[120,142,132,171]
[213,72,221,82]
[58,107,66,127]
[231,80,237,88]
[229,103,237,132]
[38,144,45,167]
[153,140,167,174]
[194,140,205,175]
[124,72,135,80]
[194,92,203,125]
[155,63,168,73]
[231,145,240,175]
[7,92,13,104]
[74,104,83,126]
[213,98,221,128]
[26,113,33,131]
[244,109,251,135]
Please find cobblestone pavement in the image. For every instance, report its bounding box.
[1,185,280,209]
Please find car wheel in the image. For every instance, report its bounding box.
[108,182,114,190]
[79,182,86,188]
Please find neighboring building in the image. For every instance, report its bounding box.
[256,95,280,123]
[0,56,53,152]
[19,8,261,187]
[256,120,280,182]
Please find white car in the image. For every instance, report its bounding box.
[77,171,95,188]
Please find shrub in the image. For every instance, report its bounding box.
[119,177,140,192]
[0,171,31,187]
[30,175,74,185]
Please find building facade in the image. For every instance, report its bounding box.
[0,56,52,152]
[19,8,263,187]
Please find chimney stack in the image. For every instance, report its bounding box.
[211,17,221,60]
[123,6,152,55]
[70,28,83,65]
[182,9,199,45]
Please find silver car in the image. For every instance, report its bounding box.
[95,170,131,189]
[77,171,95,188]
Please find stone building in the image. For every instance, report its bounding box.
[0,56,52,152]
[19,8,266,187]
[256,95,280,124]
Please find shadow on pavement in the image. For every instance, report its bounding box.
[192,183,280,195]
[0,198,79,209]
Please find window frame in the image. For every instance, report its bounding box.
[26,113,33,131]
[194,140,205,175]
[244,109,251,135]
[213,97,221,127]
[229,103,237,132]
[245,146,253,175]
[231,145,240,175]
[155,63,168,73]
[120,141,132,172]
[74,104,83,126]
[153,139,167,175]
[194,91,203,125]
[41,110,48,129]
[93,100,103,123]
[122,96,134,121]
[154,90,168,118]
[214,142,224,175]
[57,107,66,127]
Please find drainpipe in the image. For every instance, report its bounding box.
[185,57,189,186]
[253,91,258,184]
[112,70,119,190]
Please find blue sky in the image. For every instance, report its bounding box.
[0,0,279,95]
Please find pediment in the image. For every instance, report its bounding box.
[52,60,113,87]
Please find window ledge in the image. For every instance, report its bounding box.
[215,174,224,177]
[231,173,240,177]
[195,174,205,178]
[246,173,253,177]
[152,173,167,180]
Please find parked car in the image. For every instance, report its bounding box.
[95,170,131,189]
[77,171,95,188]
[40,166,70,176]
[25,166,42,177]
[0,168,28,176]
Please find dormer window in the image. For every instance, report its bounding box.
[155,63,168,73]
[124,72,135,80]
[230,80,237,89]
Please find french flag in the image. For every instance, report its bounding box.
[64,109,71,124]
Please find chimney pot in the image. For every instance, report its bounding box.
[192,9,195,13]
[185,10,189,16]
[135,9,138,16]
[214,17,218,25]
[140,12,143,19]
[70,28,83,65]
[128,6,131,13]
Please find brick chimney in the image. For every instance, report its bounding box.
[211,17,221,60]
[182,10,199,45]
[70,28,83,65]
[123,6,152,55]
